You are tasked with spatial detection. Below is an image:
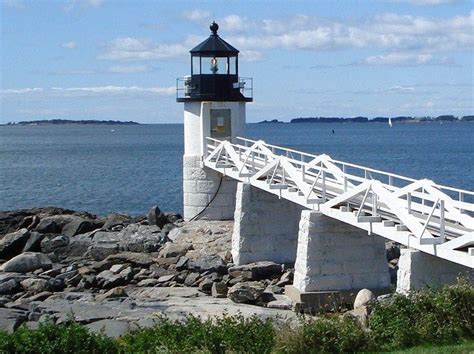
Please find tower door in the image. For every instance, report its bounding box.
[210,109,231,140]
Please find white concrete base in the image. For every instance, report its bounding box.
[232,183,303,265]
[183,155,237,221]
[396,249,473,294]
[293,210,390,292]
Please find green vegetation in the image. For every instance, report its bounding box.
[0,280,472,353]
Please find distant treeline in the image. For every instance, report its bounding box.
[290,115,474,123]
[5,119,140,126]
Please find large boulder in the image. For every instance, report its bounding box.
[62,217,102,237]
[22,231,44,253]
[227,282,266,303]
[159,243,193,258]
[354,289,375,309]
[0,252,53,273]
[0,229,30,260]
[0,279,21,295]
[147,206,168,228]
[0,308,27,333]
[116,224,166,252]
[40,235,70,253]
[188,255,227,274]
[228,261,282,280]
[20,278,50,293]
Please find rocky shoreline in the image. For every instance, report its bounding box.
[0,206,401,337]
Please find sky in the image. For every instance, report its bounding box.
[1,0,473,123]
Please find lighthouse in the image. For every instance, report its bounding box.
[177,22,253,220]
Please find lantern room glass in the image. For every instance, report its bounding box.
[191,55,238,75]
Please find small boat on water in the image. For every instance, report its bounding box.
[388,117,393,127]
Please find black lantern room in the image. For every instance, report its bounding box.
[176,22,252,102]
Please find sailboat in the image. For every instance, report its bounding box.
[388,117,393,127]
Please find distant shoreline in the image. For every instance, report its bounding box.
[258,115,474,124]
[2,119,140,126]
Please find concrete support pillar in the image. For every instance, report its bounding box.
[231,183,303,265]
[292,210,390,293]
[183,155,237,221]
[396,249,473,294]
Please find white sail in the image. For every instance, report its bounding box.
[388,117,393,127]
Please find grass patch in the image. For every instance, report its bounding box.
[0,279,472,353]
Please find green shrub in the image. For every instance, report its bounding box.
[369,278,474,350]
[275,316,369,353]
[0,321,118,354]
[119,314,275,353]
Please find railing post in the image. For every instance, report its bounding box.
[389,175,393,187]
[407,192,412,214]
[372,191,378,216]
[322,170,327,202]
[440,199,445,242]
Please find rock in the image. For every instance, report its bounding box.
[0,308,27,332]
[160,223,176,238]
[103,213,132,230]
[228,261,282,280]
[211,282,228,298]
[227,282,266,304]
[86,319,131,338]
[0,252,52,273]
[188,255,227,274]
[176,256,189,270]
[354,289,375,309]
[147,206,168,228]
[22,232,44,253]
[27,291,53,302]
[89,243,120,261]
[159,243,193,258]
[184,272,200,286]
[41,235,69,253]
[110,264,128,274]
[137,279,160,287]
[267,297,292,310]
[105,252,156,267]
[198,278,213,294]
[47,277,65,292]
[96,271,125,289]
[343,306,369,329]
[164,212,182,224]
[62,217,102,237]
[96,287,128,302]
[115,224,166,253]
[0,279,21,295]
[157,274,176,283]
[20,278,50,293]
[0,229,30,259]
[35,218,62,234]
[167,228,181,242]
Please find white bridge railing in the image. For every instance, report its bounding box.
[204,137,474,268]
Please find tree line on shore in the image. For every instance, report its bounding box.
[259,115,474,124]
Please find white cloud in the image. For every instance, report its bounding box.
[64,0,104,11]
[61,41,77,49]
[97,10,473,66]
[1,86,175,97]
[97,36,198,61]
[362,52,434,65]
[108,65,150,73]
[183,9,210,22]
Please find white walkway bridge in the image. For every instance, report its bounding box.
[204,137,474,269]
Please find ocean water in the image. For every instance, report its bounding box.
[1,122,473,216]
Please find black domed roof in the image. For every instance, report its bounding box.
[190,22,239,56]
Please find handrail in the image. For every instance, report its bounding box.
[234,136,474,197]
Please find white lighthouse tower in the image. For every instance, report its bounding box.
[177,22,253,220]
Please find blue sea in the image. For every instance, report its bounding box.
[1,122,473,216]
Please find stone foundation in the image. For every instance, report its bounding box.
[396,249,473,294]
[183,155,237,221]
[231,183,303,265]
[292,210,390,293]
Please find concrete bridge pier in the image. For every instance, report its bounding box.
[232,182,303,265]
[286,210,391,312]
[396,249,473,294]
